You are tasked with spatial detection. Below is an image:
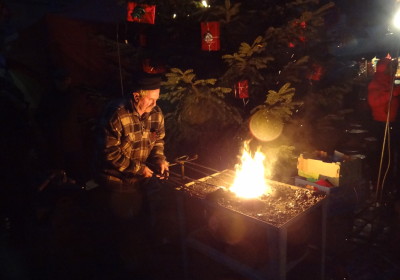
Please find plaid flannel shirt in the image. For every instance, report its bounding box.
[97,96,166,188]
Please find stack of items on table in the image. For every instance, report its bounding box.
[295,150,367,216]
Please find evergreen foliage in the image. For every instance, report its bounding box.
[101,0,365,171]
[252,83,303,122]
[160,67,242,159]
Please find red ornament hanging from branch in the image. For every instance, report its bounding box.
[234,80,249,99]
[201,21,220,51]
[308,63,324,81]
[126,2,156,24]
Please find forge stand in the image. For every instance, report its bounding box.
[175,170,328,280]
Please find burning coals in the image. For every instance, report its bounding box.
[181,170,326,227]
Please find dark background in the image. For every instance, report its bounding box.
[1,1,400,279]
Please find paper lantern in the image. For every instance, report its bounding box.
[201,21,220,51]
[234,80,249,99]
[126,2,156,24]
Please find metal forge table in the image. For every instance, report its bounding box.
[175,169,328,280]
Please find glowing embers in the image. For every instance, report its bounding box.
[229,142,272,199]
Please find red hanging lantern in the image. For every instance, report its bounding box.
[201,21,220,51]
[126,2,156,24]
[234,80,249,99]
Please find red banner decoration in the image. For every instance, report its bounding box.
[234,80,249,99]
[201,21,220,51]
[126,2,156,24]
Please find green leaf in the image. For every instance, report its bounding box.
[170,68,184,74]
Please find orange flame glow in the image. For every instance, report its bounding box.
[229,142,271,198]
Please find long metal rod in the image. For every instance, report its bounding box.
[183,161,222,174]
[178,163,237,187]
[168,170,230,191]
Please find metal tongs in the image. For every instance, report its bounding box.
[151,155,198,180]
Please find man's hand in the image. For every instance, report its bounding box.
[156,160,169,179]
[142,166,154,178]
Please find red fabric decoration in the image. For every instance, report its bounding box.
[234,80,249,99]
[368,58,400,122]
[375,58,392,73]
[126,2,156,24]
[201,22,220,51]
[308,63,324,81]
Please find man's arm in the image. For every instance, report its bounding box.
[101,109,145,176]
[148,111,168,177]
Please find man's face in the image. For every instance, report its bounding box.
[134,89,160,114]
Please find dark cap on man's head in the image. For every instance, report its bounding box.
[134,72,162,91]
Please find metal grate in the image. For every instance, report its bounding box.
[177,169,326,227]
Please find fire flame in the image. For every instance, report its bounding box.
[229,143,271,199]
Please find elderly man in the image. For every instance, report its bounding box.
[93,72,169,276]
[96,73,169,193]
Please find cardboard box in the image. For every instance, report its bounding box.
[297,153,362,187]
